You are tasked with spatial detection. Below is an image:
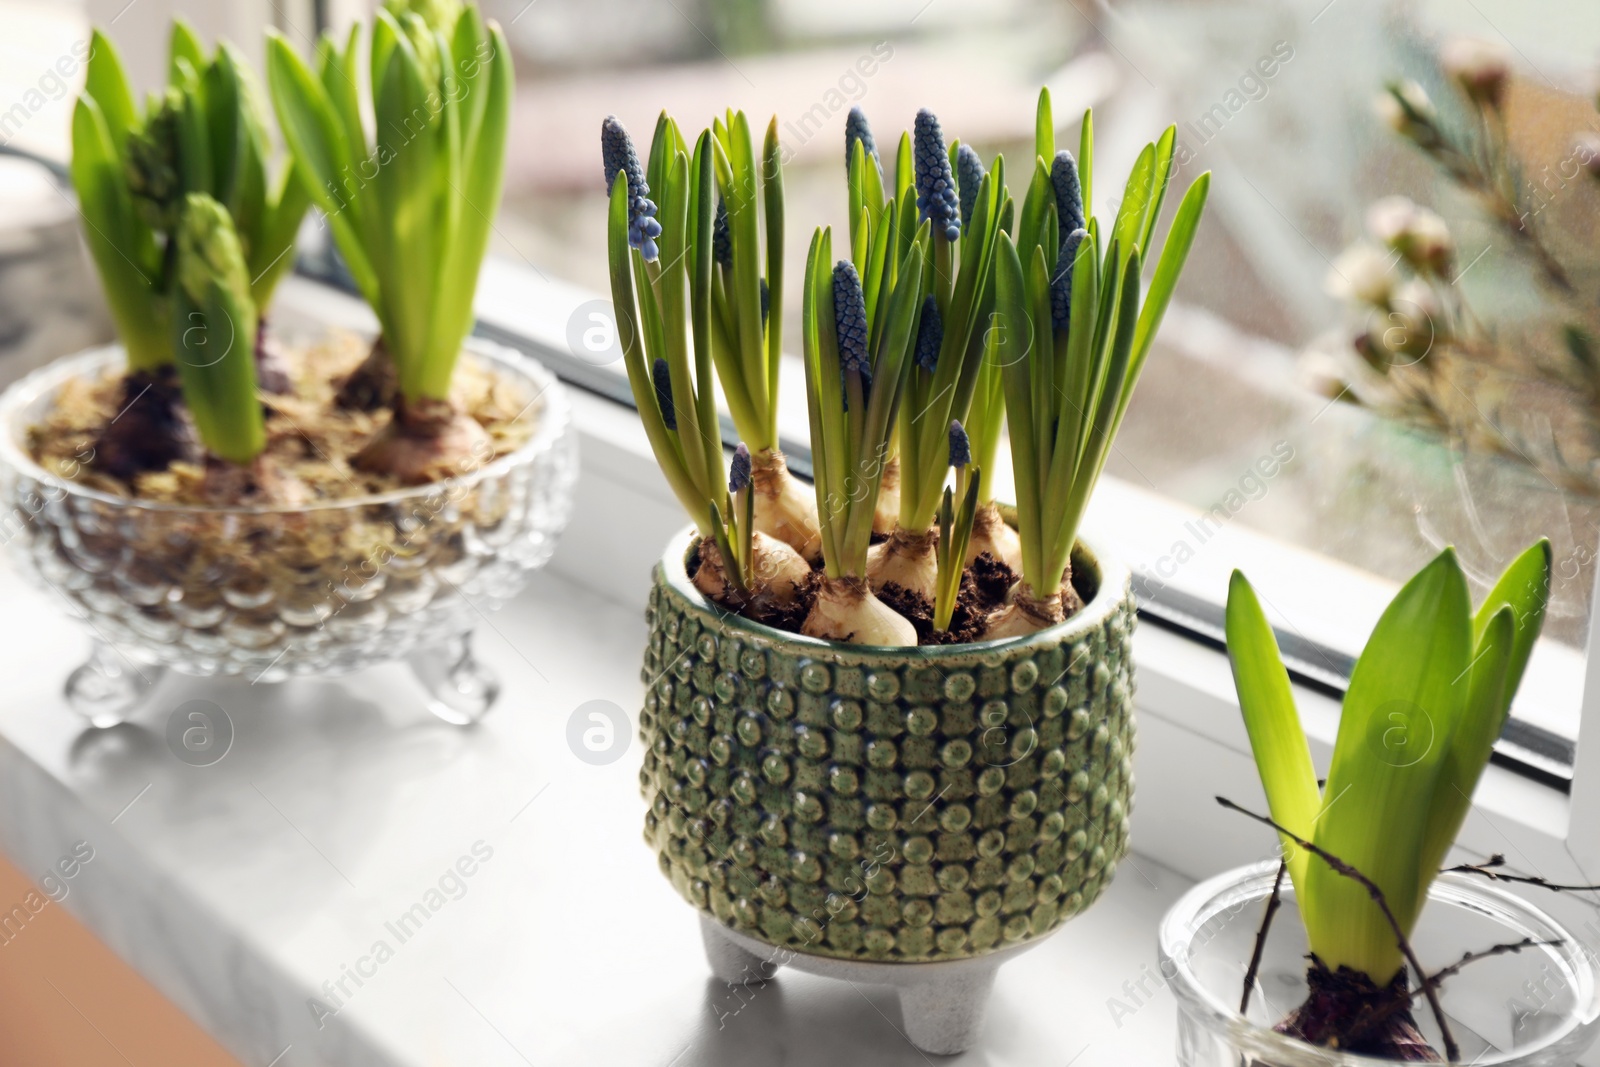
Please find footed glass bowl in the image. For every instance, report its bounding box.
[0,338,577,726]
[1159,861,1600,1067]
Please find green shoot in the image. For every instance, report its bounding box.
[964,345,1006,506]
[995,92,1210,606]
[933,421,980,632]
[891,114,1006,537]
[171,194,265,464]
[73,21,309,372]
[801,224,928,580]
[604,120,750,589]
[707,111,784,453]
[265,0,512,404]
[1226,542,1551,984]
[699,111,820,560]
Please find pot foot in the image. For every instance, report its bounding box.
[65,641,162,728]
[700,916,778,986]
[897,967,998,1055]
[410,634,499,725]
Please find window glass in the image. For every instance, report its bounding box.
[486,0,1600,755]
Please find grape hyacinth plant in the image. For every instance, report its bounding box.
[71,19,309,480]
[266,0,512,483]
[703,109,822,561]
[986,90,1210,638]
[1225,541,1551,1059]
[603,115,810,622]
[609,95,1208,647]
[843,107,904,536]
[850,107,1006,605]
[800,226,929,644]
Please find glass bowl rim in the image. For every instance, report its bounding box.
[1157,858,1600,1066]
[0,334,570,517]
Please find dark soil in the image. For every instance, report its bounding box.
[861,553,1019,646]
[90,366,196,480]
[760,569,817,632]
[877,581,935,640]
[1273,961,1440,1062]
[970,552,1015,606]
[686,545,819,632]
[30,331,535,504]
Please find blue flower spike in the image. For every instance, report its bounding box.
[652,357,676,430]
[833,260,872,387]
[601,115,662,261]
[913,108,961,242]
[1051,150,1085,237]
[915,295,943,373]
[845,106,879,171]
[956,144,984,232]
[712,198,732,266]
[948,419,971,468]
[729,442,752,495]
[1051,227,1088,335]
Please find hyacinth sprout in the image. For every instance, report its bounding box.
[70,19,309,477]
[800,225,930,645]
[1227,542,1549,1056]
[932,420,980,634]
[845,107,1005,604]
[606,109,821,563]
[845,106,907,535]
[604,116,809,620]
[171,193,266,468]
[960,339,1019,573]
[987,90,1210,638]
[266,0,512,482]
[708,109,822,561]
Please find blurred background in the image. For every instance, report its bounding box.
[5,0,1600,745]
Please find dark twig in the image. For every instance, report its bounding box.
[1445,854,1600,893]
[1215,796,1461,1063]
[1420,937,1560,992]
[1422,128,1576,296]
[1240,858,1288,1015]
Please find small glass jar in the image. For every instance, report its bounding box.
[1158,861,1600,1066]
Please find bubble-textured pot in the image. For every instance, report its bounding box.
[639,526,1137,1052]
[0,338,577,727]
[1159,861,1600,1067]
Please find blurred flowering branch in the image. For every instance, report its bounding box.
[1311,38,1600,493]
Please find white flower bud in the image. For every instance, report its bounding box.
[1441,38,1510,109]
[1365,196,1454,278]
[1327,243,1396,306]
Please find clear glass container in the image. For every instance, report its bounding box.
[0,337,577,725]
[1159,861,1600,1067]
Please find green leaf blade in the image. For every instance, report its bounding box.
[1226,571,1320,890]
[1305,548,1472,983]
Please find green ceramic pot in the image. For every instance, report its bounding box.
[639,525,1137,964]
